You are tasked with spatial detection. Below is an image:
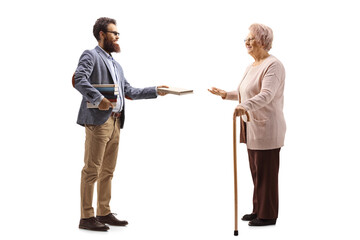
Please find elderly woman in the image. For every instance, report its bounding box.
[209,23,286,226]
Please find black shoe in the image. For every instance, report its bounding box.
[248,218,276,226]
[96,213,128,226]
[79,217,109,231]
[241,213,257,221]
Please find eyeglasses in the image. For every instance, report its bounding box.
[106,31,120,37]
[244,37,255,43]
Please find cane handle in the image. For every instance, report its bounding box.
[233,111,250,122]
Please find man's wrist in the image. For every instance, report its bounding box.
[94,95,105,105]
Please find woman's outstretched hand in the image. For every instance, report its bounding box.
[208,87,227,98]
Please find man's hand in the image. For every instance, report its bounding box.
[98,98,113,110]
[208,87,227,99]
[157,85,169,96]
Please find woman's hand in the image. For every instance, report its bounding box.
[234,105,250,121]
[208,87,227,98]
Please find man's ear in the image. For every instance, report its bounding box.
[99,31,106,40]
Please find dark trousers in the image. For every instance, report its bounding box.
[247,148,280,220]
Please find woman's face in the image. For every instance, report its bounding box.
[244,32,261,55]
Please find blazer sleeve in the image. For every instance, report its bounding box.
[117,63,157,100]
[240,61,283,111]
[74,50,103,104]
[123,78,158,100]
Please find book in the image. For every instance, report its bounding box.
[158,87,193,95]
[92,84,119,97]
[97,90,119,96]
[95,87,119,92]
[86,84,120,108]
[92,84,119,88]
[102,94,118,99]
[92,84,119,92]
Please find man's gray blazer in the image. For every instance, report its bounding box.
[74,46,157,128]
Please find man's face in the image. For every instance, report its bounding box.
[102,23,120,53]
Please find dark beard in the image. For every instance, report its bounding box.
[103,36,120,53]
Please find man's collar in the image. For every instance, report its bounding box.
[96,45,112,59]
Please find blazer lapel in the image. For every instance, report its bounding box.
[95,46,116,83]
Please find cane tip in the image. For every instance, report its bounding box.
[234,230,238,236]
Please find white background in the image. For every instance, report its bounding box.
[0,0,359,239]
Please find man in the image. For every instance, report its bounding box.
[74,17,168,231]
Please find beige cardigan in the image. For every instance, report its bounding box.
[225,55,286,150]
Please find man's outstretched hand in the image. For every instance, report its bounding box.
[157,85,169,96]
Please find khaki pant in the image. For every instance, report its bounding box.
[80,116,120,219]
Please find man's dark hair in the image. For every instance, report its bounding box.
[93,17,117,41]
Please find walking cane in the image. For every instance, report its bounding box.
[233,111,250,236]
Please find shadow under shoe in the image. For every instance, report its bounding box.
[248,218,277,226]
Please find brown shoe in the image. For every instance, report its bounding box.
[96,213,128,226]
[79,217,110,231]
[241,213,257,221]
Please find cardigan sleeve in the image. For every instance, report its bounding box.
[240,61,283,111]
[224,91,239,101]
[225,65,251,102]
